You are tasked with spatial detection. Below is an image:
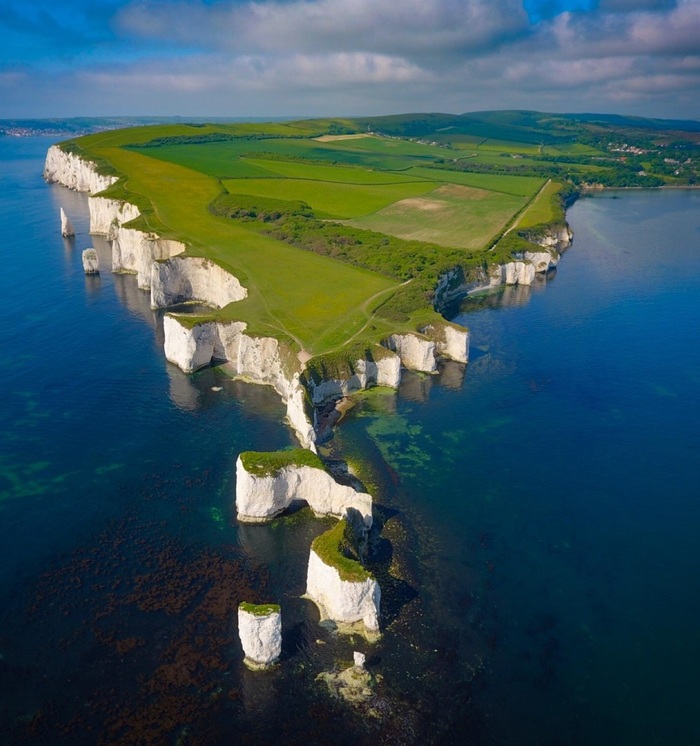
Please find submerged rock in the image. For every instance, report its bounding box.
[82,248,99,274]
[237,602,282,670]
[60,207,75,237]
[317,659,376,704]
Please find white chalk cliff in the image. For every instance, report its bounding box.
[503,260,536,286]
[235,457,373,527]
[151,256,247,309]
[44,145,117,194]
[420,322,470,364]
[305,351,401,406]
[237,604,282,669]
[44,145,186,289]
[385,333,437,373]
[532,225,573,249]
[164,315,315,450]
[524,250,560,273]
[306,548,381,636]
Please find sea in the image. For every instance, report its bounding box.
[1,135,699,745]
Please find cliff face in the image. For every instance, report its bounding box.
[524,250,559,273]
[151,257,247,309]
[533,225,573,250]
[235,457,373,527]
[88,196,140,237]
[305,353,402,406]
[306,549,381,636]
[44,145,116,194]
[44,146,186,289]
[385,333,437,373]
[164,316,315,450]
[420,322,470,365]
[503,260,536,286]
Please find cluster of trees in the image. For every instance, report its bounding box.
[209,192,313,222]
[129,133,308,148]
[431,157,666,187]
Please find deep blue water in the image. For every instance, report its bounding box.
[1,136,699,744]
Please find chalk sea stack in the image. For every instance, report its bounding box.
[237,602,282,670]
[82,248,99,274]
[60,207,75,237]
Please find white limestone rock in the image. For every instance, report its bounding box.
[82,249,99,274]
[421,322,469,364]
[164,316,221,373]
[88,196,185,289]
[306,350,402,406]
[114,228,186,290]
[162,316,316,450]
[236,456,373,527]
[151,256,247,309]
[535,225,573,249]
[524,250,560,273]
[353,651,366,669]
[44,145,117,194]
[238,604,282,670]
[306,548,380,637]
[385,333,437,373]
[88,196,140,238]
[503,261,536,286]
[60,208,75,237]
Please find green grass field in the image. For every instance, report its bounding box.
[221,177,436,219]
[75,131,398,354]
[343,183,527,249]
[242,158,425,184]
[405,167,544,196]
[515,180,564,229]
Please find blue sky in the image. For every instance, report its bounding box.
[1,0,698,119]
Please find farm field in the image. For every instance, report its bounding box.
[241,158,425,184]
[343,183,527,249]
[221,177,436,219]
[405,166,544,196]
[516,179,565,229]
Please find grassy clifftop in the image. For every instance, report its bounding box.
[56,110,700,401]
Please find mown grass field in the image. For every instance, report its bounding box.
[241,158,424,184]
[405,167,544,196]
[221,177,436,219]
[343,183,528,249]
[515,180,564,229]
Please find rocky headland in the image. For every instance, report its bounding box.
[44,140,572,672]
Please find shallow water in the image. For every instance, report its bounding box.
[1,137,699,744]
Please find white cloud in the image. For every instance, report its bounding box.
[2,0,700,118]
[117,0,530,61]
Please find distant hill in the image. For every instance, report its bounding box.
[347,110,700,146]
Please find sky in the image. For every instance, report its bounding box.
[1,0,699,120]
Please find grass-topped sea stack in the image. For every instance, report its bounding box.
[236,450,373,526]
[305,517,381,641]
[237,602,282,670]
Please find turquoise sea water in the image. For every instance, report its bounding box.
[1,137,699,744]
